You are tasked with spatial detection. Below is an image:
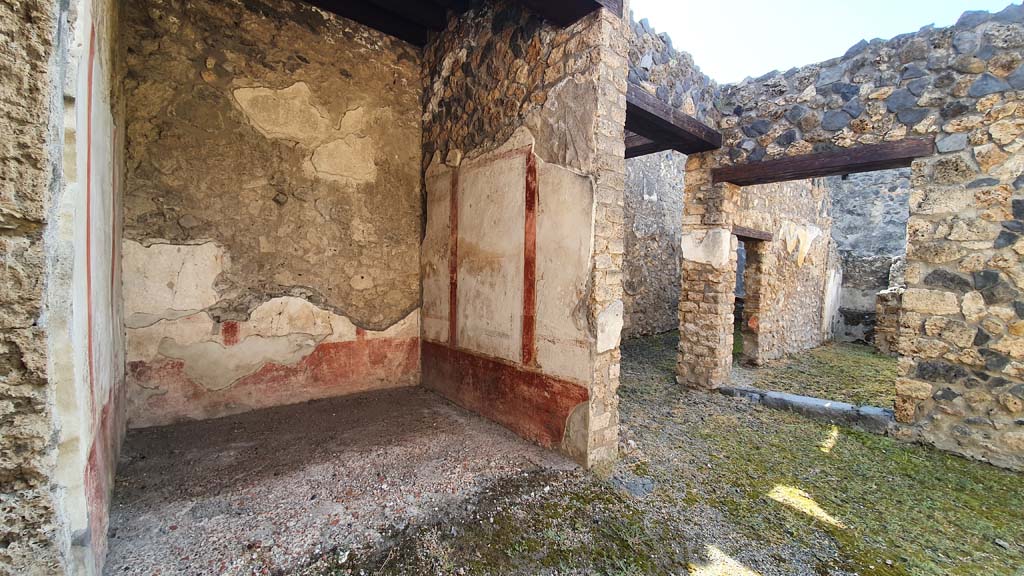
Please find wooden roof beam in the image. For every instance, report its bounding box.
[625,83,722,156]
[712,138,935,186]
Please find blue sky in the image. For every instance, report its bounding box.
[630,0,1019,83]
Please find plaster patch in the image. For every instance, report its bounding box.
[122,240,226,328]
[421,164,452,343]
[309,135,377,184]
[127,313,216,363]
[680,228,732,268]
[596,300,624,354]
[237,296,333,341]
[232,82,333,146]
[367,309,420,340]
[535,159,595,383]
[780,221,822,266]
[158,334,321,391]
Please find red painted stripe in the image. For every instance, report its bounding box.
[86,25,96,401]
[448,169,459,346]
[521,152,538,367]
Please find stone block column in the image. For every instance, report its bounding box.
[677,153,740,389]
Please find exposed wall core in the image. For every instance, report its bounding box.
[120,0,422,427]
[623,151,686,338]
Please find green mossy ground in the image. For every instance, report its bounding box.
[301,331,1024,576]
[735,328,899,408]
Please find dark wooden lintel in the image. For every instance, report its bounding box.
[304,0,431,45]
[732,225,773,242]
[625,83,722,157]
[712,138,935,186]
[515,0,621,26]
[625,131,677,159]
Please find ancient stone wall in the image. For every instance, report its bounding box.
[628,16,719,129]
[623,151,686,337]
[2,0,129,572]
[683,4,1024,469]
[121,0,422,427]
[420,0,628,467]
[734,179,842,364]
[826,168,911,343]
[1,1,67,572]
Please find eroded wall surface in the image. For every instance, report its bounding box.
[734,179,842,363]
[122,0,422,427]
[1,1,67,572]
[623,151,686,338]
[826,169,911,343]
[682,4,1024,468]
[421,0,628,466]
[1,0,127,572]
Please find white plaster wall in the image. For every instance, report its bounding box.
[535,161,595,383]
[455,153,526,362]
[422,163,452,344]
[49,0,126,572]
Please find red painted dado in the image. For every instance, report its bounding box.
[128,338,420,427]
[422,341,588,449]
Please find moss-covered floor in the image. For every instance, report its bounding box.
[300,331,1024,576]
[734,333,899,408]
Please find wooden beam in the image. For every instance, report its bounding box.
[625,131,678,158]
[732,225,773,242]
[712,138,935,186]
[364,0,449,30]
[514,0,621,26]
[304,0,430,45]
[625,83,722,156]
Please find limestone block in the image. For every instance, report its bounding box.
[902,288,960,315]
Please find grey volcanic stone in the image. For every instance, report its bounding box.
[821,109,852,131]
[974,269,1001,291]
[968,73,1011,97]
[1009,64,1024,90]
[831,82,859,101]
[842,98,864,118]
[844,39,869,58]
[742,119,772,137]
[907,77,931,96]
[785,104,808,123]
[924,269,972,292]
[816,63,846,86]
[886,88,918,112]
[901,64,928,80]
[897,107,929,125]
[953,31,980,54]
[966,177,999,188]
[917,360,969,383]
[994,230,1019,249]
[937,133,968,153]
[1014,199,1024,218]
[775,129,798,147]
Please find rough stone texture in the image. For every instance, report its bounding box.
[826,169,911,344]
[623,151,686,338]
[0,1,66,573]
[121,0,423,426]
[122,0,422,329]
[734,179,842,364]
[627,15,719,128]
[687,4,1024,469]
[421,0,628,467]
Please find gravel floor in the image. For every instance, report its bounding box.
[104,387,573,575]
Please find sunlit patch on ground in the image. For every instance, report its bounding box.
[688,546,763,576]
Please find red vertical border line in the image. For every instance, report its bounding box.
[86,25,96,399]
[522,151,538,367]
[448,168,459,347]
